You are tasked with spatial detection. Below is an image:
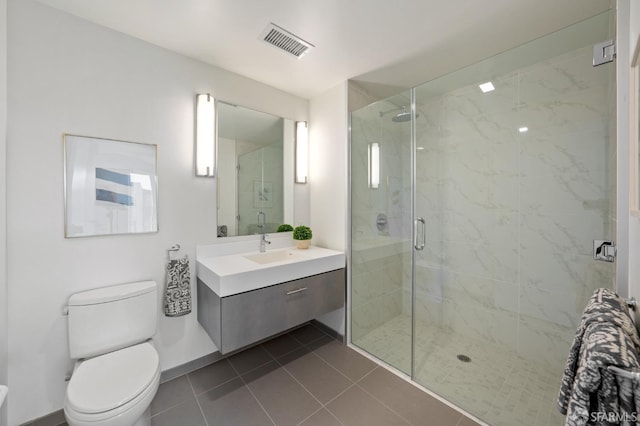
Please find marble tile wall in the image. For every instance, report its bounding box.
[413,45,614,370]
[350,238,410,341]
[351,97,412,242]
[351,96,413,344]
[351,44,614,376]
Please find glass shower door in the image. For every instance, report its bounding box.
[412,12,614,426]
[349,12,613,426]
[350,91,414,374]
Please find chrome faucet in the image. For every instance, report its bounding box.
[260,233,271,252]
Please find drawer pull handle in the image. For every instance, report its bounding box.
[286,287,308,295]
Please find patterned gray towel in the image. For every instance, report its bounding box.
[558,288,640,425]
[564,322,640,425]
[164,255,192,317]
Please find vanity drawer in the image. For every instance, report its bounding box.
[197,269,345,354]
[219,268,344,353]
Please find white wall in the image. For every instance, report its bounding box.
[6,0,308,424]
[620,0,640,318]
[0,0,8,424]
[309,83,348,334]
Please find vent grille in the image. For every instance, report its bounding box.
[260,23,314,58]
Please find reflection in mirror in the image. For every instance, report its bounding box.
[217,101,293,237]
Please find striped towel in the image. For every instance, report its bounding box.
[558,288,640,425]
[164,255,192,317]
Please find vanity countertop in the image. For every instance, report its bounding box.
[197,245,345,297]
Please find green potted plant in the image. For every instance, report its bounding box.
[293,225,312,249]
[277,224,293,232]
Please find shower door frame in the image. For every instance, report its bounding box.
[408,88,418,380]
[345,89,421,378]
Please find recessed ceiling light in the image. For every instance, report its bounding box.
[518,126,528,133]
[416,146,425,151]
[479,82,495,93]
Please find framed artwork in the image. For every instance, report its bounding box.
[64,134,158,237]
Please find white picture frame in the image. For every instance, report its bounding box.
[64,134,158,238]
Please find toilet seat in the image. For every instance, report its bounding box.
[65,341,160,426]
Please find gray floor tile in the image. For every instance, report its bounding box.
[188,359,238,394]
[457,416,483,426]
[150,398,206,426]
[244,361,322,426]
[326,385,410,426]
[151,375,193,415]
[227,344,273,375]
[260,333,303,358]
[31,410,66,426]
[279,348,352,403]
[288,324,329,346]
[24,331,479,426]
[29,333,478,426]
[276,345,312,365]
[311,339,378,382]
[242,360,281,384]
[198,377,274,426]
[299,408,343,426]
[304,334,336,351]
[358,367,463,426]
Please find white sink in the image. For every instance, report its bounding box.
[197,245,345,297]
[244,249,307,264]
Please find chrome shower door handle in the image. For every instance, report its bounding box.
[415,217,426,250]
[257,211,266,229]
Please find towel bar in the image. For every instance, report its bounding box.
[608,366,640,382]
[627,297,637,310]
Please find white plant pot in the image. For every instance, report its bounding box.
[295,239,311,249]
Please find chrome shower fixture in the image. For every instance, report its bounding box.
[379,106,417,122]
[392,107,412,122]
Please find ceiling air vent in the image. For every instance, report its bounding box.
[259,23,314,59]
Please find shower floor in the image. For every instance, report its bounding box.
[353,315,565,426]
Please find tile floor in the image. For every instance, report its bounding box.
[41,322,480,426]
[354,315,565,426]
[148,323,479,426]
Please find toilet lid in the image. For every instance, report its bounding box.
[67,342,159,414]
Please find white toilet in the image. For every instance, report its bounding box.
[64,281,161,426]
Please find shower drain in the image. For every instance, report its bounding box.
[456,354,472,363]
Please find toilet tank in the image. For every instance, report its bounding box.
[68,281,158,359]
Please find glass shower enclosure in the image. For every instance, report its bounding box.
[350,12,614,426]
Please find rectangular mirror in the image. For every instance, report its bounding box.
[217,101,294,237]
[64,134,158,238]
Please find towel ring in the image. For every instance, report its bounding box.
[167,244,181,260]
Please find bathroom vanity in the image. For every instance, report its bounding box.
[196,238,345,354]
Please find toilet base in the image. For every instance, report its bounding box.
[66,404,152,426]
[133,407,151,426]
